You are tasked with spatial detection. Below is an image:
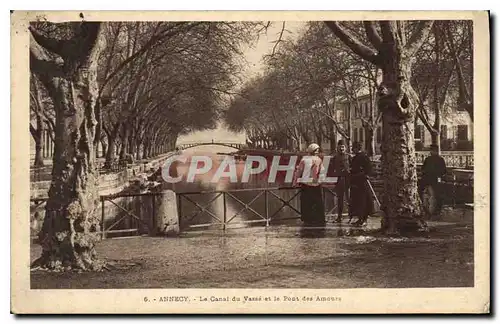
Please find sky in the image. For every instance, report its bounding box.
[240,21,307,79]
[177,21,307,146]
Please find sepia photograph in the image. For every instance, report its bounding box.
[11,10,489,314]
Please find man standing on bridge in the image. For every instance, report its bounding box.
[293,143,325,226]
[328,139,351,223]
[419,144,447,219]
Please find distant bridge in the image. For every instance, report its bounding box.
[176,140,245,150]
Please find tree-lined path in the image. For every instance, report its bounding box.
[29,18,474,272]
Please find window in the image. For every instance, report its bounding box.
[415,125,425,142]
[365,103,369,116]
[354,128,358,142]
[359,128,364,143]
[376,127,382,143]
[415,125,425,141]
[457,125,468,141]
[440,125,448,140]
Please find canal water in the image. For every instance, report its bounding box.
[163,146,356,232]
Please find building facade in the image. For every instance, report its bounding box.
[292,91,473,155]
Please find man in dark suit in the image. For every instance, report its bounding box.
[419,144,447,218]
[328,139,351,223]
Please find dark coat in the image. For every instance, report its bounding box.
[327,152,352,191]
[422,155,447,184]
[349,152,374,217]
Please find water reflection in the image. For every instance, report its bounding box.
[165,148,308,231]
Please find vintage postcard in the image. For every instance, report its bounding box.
[11,10,489,314]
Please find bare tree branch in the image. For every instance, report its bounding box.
[312,107,350,140]
[379,21,395,43]
[417,111,432,133]
[363,21,383,49]
[271,22,286,56]
[29,25,69,57]
[99,22,204,97]
[406,21,434,55]
[44,121,55,142]
[29,124,37,138]
[444,23,473,120]
[29,33,64,78]
[324,21,380,65]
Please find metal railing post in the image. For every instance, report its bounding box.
[151,195,156,235]
[322,187,326,215]
[177,194,182,230]
[223,192,227,231]
[265,190,269,227]
[101,197,105,239]
[452,174,457,207]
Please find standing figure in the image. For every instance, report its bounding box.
[418,144,447,219]
[293,143,325,226]
[350,141,374,226]
[328,139,351,223]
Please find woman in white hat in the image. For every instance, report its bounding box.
[293,143,325,226]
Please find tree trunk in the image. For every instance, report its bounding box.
[105,138,116,168]
[346,105,352,150]
[104,127,118,169]
[329,136,336,153]
[31,23,105,271]
[148,142,154,158]
[33,114,45,167]
[431,131,440,150]
[324,20,433,235]
[365,126,375,157]
[378,56,424,234]
[128,131,136,158]
[316,133,322,147]
[432,24,442,153]
[100,136,108,160]
[31,79,45,167]
[29,22,107,270]
[136,139,142,161]
[119,129,127,161]
[326,120,337,153]
[93,100,101,159]
[142,141,149,159]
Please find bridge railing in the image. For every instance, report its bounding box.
[176,186,343,231]
[415,151,474,169]
[30,191,162,242]
[176,141,246,150]
[177,140,245,145]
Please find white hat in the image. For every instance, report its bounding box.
[307,143,320,154]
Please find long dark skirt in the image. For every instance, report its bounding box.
[349,179,374,218]
[300,185,325,225]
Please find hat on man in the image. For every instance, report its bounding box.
[337,139,346,146]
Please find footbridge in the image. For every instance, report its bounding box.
[176,140,245,150]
